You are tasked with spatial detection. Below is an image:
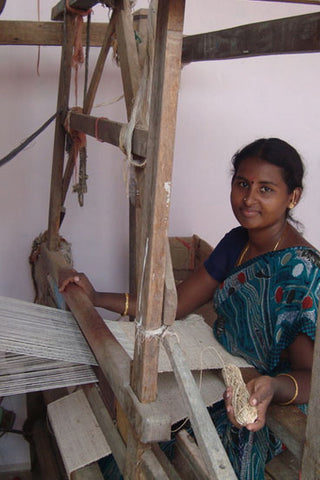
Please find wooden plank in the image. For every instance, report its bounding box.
[173,429,209,480]
[130,0,186,403]
[162,333,237,480]
[69,111,148,158]
[265,449,300,479]
[181,12,320,63]
[83,9,118,114]
[151,443,182,480]
[140,448,172,480]
[83,384,126,474]
[0,20,107,46]
[47,13,75,251]
[300,307,320,478]
[266,404,306,461]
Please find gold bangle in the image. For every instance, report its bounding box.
[123,292,129,316]
[277,373,299,406]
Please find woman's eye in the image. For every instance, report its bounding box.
[260,185,272,193]
[238,181,248,188]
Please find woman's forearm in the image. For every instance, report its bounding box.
[94,292,137,317]
[273,370,312,405]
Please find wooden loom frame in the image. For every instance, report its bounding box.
[1,0,320,478]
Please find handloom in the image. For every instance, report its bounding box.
[0,296,253,399]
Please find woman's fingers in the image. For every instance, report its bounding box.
[59,271,81,292]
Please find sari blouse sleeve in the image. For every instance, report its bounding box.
[204,227,248,282]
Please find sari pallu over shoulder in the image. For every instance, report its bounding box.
[213,247,320,375]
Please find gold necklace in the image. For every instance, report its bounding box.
[237,228,286,267]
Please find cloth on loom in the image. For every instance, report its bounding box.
[210,247,320,480]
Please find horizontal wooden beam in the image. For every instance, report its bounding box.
[0,20,107,46]
[69,111,148,158]
[3,12,320,62]
[182,12,320,63]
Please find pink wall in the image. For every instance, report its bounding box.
[1,1,319,305]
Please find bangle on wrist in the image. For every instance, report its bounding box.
[276,373,299,406]
[123,292,129,316]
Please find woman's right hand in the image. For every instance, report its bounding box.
[59,271,96,304]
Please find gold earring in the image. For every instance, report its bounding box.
[289,193,296,209]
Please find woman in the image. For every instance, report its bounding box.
[59,138,320,479]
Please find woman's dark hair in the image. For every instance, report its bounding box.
[231,138,304,193]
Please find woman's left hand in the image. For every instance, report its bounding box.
[223,375,276,432]
[245,375,275,432]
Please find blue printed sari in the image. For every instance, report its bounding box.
[210,247,320,480]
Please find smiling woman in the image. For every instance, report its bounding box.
[59,137,320,480]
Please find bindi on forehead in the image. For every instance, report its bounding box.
[248,178,256,184]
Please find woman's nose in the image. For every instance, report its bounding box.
[243,188,255,204]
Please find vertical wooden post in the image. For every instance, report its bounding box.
[47,12,75,250]
[113,0,142,301]
[115,0,141,118]
[300,307,320,479]
[131,0,186,403]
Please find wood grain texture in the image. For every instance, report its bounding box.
[0,20,107,46]
[131,0,186,403]
[69,111,148,158]
[182,12,320,63]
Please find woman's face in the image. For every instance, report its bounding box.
[231,156,294,232]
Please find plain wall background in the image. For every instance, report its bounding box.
[1,0,320,306]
